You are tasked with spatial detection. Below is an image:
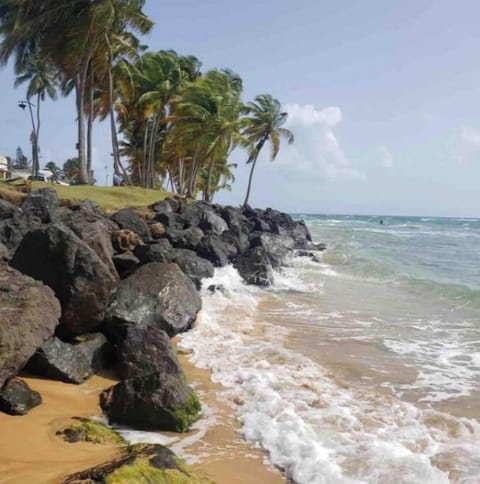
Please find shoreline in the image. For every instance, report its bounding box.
[0,349,284,484]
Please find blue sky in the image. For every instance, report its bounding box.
[1,0,480,216]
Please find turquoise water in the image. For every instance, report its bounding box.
[177,215,480,482]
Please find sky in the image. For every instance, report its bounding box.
[1,0,480,216]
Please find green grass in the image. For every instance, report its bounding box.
[0,181,173,212]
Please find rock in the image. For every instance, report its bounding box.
[61,204,119,279]
[234,246,274,287]
[113,325,184,381]
[133,239,172,264]
[111,229,141,253]
[250,232,295,268]
[207,284,226,294]
[0,242,9,262]
[198,210,228,235]
[0,378,41,415]
[165,226,204,251]
[25,336,93,384]
[0,265,60,389]
[63,444,207,483]
[57,417,126,445]
[219,206,248,233]
[149,197,181,214]
[197,234,236,267]
[221,229,250,255]
[10,224,117,336]
[149,222,165,239]
[0,212,41,256]
[20,188,58,223]
[169,249,214,289]
[110,208,151,242]
[112,252,140,278]
[154,211,185,230]
[100,371,200,432]
[0,199,20,220]
[72,333,113,373]
[105,262,201,338]
[287,220,312,248]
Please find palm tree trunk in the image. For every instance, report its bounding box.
[27,100,38,176]
[243,155,259,207]
[35,93,41,176]
[148,114,159,189]
[206,153,215,202]
[76,62,89,184]
[243,137,267,207]
[87,70,94,184]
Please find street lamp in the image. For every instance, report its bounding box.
[18,99,39,177]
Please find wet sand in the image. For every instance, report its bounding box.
[0,359,284,484]
[178,352,285,484]
[0,374,121,484]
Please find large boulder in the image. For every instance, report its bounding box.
[20,188,58,223]
[149,197,182,214]
[73,333,113,373]
[25,336,93,384]
[10,224,117,336]
[219,206,249,233]
[0,213,41,257]
[0,199,20,220]
[100,372,200,432]
[169,249,214,289]
[154,212,185,230]
[112,252,140,278]
[197,234,236,267]
[133,239,172,264]
[221,229,250,255]
[0,265,60,389]
[105,262,201,338]
[234,246,274,287]
[198,210,228,235]
[0,378,41,415]
[250,232,295,268]
[110,208,151,242]
[113,325,184,381]
[61,203,119,279]
[164,226,204,251]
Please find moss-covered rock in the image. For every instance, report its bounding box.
[100,372,201,433]
[62,444,211,483]
[56,417,126,445]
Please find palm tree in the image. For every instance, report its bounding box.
[15,56,58,177]
[0,0,153,184]
[242,94,294,207]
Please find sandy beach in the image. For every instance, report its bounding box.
[0,359,284,484]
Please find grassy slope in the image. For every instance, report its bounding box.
[0,181,172,211]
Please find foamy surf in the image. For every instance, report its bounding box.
[177,266,480,483]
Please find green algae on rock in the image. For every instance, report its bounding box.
[57,417,126,445]
[62,443,211,483]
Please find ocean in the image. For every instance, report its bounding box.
[178,214,480,483]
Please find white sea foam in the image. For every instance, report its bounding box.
[178,266,480,483]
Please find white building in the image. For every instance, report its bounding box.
[0,155,8,180]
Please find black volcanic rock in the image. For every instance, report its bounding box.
[10,224,117,336]
[0,378,41,415]
[105,262,201,338]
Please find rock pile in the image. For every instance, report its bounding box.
[0,188,323,434]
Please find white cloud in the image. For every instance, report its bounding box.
[274,104,364,180]
[378,145,393,168]
[456,128,480,164]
